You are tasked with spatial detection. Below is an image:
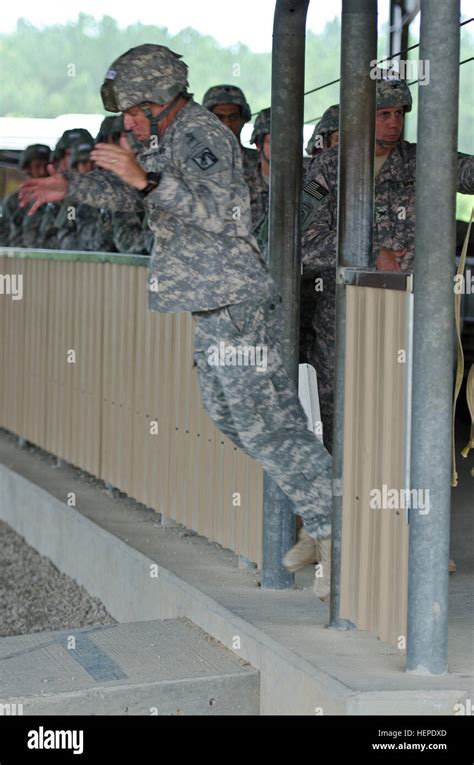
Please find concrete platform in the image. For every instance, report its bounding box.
[0,618,258,715]
[0,430,472,715]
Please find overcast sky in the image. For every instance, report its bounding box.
[2,0,473,51]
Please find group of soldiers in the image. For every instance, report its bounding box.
[0,86,272,255]
[12,47,474,589]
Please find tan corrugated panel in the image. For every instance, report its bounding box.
[130,266,149,505]
[0,256,266,566]
[341,285,409,645]
[100,263,116,484]
[13,259,27,436]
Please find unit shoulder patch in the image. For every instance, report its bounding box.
[191,147,219,171]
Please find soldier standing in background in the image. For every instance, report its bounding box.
[247,107,271,235]
[0,144,50,247]
[202,84,259,189]
[35,129,94,250]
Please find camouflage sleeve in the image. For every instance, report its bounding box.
[1,193,25,247]
[112,211,153,255]
[143,126,233,234]
[55,201,80,251]
[68,168,143,213]
[0,196,13,245]
[21,204,44,248]
[74,205,113,252]
[300,157,337,275]
[457,153,474,194]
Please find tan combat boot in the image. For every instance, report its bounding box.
[282,528,319,573]
[313,536,331,600]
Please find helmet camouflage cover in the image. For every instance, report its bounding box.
[375,70,412,112]
[250,107,271,145]
[202,84,251,123]
[20,143,51,169]
[306,104,339,155]
[101,44,189,112]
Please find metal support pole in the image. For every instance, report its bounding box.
[329,0,377,628]
[261,0,309,588]
[407,0,460,674]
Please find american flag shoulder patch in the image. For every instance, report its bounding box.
[303,180,329,200]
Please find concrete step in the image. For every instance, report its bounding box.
[0,617,259,715]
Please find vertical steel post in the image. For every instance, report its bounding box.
[329,0,377,627]
[407,0,460,674]
[262,0,309,588]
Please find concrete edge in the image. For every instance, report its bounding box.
[0,463,469,716]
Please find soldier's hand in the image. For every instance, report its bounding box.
[90,140,148,190]
[19,165,68,215]
[376,248,408,272]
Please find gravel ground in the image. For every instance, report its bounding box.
[0,520,115,637]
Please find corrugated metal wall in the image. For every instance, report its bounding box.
[340,284,411,645]
[0,254,412,643]
[0,255,263,566]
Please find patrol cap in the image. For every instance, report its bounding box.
[375,69,412,112]
[20,143,51,169]
[202,85,252,123]
[100,44,189,112]
[69,141,94,168]
[250,107,271,145]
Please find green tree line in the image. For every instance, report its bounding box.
[1,12,472,151]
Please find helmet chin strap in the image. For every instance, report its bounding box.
[142,92,190,138]
[376,137,399,148]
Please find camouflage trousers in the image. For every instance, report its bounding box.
[192,295,333,539]
[299,269,336,454]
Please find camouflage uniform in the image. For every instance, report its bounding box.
[247,107,270,232]
[112,209,153,255]
[0,192,25,247]
[64,44,333,538]
[37,202,61,249]
[241,146,260,188]
[57,141,117,252]
[1,144,51,247]
[301,79,474,452]
[54,200,115,252]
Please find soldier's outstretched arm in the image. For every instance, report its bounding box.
[67,169,143,213]
[20,165,142,216]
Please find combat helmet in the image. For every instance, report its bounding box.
[375,70,412,112]
[53,129,94,162]
[100,44,189,137]
[306,105,339,155]
[250,107,271,146]
[101,44,188,112]
[202,85,251,122]
[69,141,94,169]
[20,144,51,169]
[95,116,117,144]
